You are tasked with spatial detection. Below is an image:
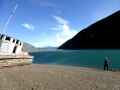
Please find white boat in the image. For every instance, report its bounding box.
[0,34,33,68]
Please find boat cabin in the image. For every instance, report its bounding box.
[0,34,23,55]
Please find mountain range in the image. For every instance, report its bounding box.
[23,43,57,52]
[59,10,120,49]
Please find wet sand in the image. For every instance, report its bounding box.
[0,64,120,90]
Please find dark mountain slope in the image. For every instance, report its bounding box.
[59,10,120,49]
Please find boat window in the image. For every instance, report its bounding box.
[13,39,16,43]
[13,46,17,53]
[5,36,11,41]
[0,35,4,39]
[16,40,19,44]
[20,42,22,46]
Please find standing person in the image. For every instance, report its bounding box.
[108,56,112,71]
[104,56,109,71]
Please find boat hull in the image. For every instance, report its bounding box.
[0,55,33,68]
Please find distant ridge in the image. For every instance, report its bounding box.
[23,43,57,52]
[23,42,38,52]
[59,10,120,49]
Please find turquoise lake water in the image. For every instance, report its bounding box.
[31,50,120,69]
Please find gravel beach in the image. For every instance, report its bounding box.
[0,64,120,90]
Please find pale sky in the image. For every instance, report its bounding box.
[0,0,120,47]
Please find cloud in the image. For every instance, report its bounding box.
[32,16,78,48]
[52,16,78,46]
[21,23,34,31]
[53,16,68,25]
[2,3,18,33]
